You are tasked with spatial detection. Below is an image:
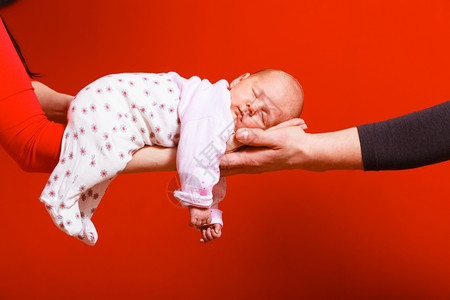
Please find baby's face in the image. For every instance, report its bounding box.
[229,71,303,130]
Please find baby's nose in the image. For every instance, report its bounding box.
[246,103,256,116]
[239,104,249,113]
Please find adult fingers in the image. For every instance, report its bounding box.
[220,147,275,175]
[234,127,281,148]
[267,118,306,131]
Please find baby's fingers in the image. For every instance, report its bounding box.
[200,227,214,243]
[201,228,212,243]
[205,227,214,241]
[200,228,209,243]
[211,224,222,238]
[199,225,222,243]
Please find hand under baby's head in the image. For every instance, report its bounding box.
[229,69,304,130]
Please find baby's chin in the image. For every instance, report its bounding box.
[234,120,250,131]
[231,114,239,130]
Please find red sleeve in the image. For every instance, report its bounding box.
[0,18,65,172]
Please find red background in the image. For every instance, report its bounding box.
[1,0,450,299]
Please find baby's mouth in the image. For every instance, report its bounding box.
[237,108,244,122]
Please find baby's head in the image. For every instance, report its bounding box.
[229,69,304,130]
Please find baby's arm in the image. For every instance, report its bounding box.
[174,80,231,215]
[193,177,226,243]
[188,177,226,227]
[171,75,233,240]
[174,117,219,223]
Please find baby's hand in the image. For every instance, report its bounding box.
[198,224,222,243]
[189,206,212,227]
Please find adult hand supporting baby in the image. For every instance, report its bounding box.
[32,81,73,124]
[220,120,364,174]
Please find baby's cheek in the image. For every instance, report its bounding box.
[242,116,264,129]
[270,115,291,129]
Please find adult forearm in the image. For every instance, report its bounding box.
[121,146,177,174]
[304,127,363,171]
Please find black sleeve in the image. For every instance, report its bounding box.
[357,101,450,171]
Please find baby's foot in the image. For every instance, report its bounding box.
[198,224,222,243]
[189,206,212,227]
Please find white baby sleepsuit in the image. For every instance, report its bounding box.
[40,72,234,245]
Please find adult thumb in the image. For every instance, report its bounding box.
[235,128,279,148]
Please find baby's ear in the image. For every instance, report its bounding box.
[230,73,250,88]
